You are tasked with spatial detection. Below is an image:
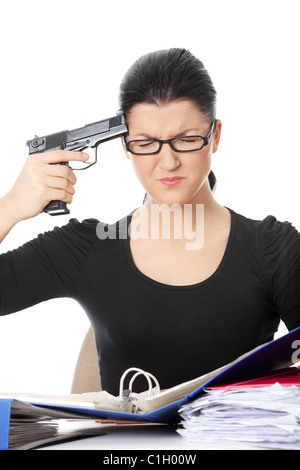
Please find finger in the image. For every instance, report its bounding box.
[46,187,74,205]
[45,162,77,185]
[45,176,76,196]
[39,150,89,164]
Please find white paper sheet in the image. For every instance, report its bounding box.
[178,384,300,450]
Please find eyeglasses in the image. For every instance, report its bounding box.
[124,121,215,156]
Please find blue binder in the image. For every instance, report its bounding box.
[0,399,12,451]
[1,326,299,450]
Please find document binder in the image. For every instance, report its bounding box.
[1,326,299,450]
[0,399,11,451]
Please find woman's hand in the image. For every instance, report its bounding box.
[2,150,89,223]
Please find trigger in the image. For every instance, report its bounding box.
[82,146,97,165]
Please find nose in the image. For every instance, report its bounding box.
[158,143,181,171]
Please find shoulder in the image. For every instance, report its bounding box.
[256,215,300,267]
[231,208,300,272]
[231,208,299,242]
[47,212,132,245]
[42,218,100,248]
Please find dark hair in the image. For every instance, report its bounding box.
[119,48,217,192]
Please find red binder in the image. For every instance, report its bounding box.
[206,366,300,391]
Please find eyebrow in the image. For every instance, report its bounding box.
[132,129,203,139]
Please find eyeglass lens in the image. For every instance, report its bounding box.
[128,136,204,154]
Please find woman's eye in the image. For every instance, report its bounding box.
[178,137,197,143]
[137,141,156,148]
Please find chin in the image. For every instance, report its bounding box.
[144,178,208,206]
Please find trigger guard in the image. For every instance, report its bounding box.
[69,145,97,171]
[78,145,96,160]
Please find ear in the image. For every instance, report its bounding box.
[212,119,222,153]
[121,136,131,160]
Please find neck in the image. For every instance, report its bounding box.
[131,182,227,248]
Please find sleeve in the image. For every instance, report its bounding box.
[0,218,99,316]
[259,215,300,331]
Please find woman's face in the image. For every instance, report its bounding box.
[124,99,221,206]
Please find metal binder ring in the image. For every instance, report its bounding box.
[119,367,160,399]
[129,371,160,398]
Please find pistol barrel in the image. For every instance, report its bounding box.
[26,114,127,154]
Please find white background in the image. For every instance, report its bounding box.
[0,0,299,394]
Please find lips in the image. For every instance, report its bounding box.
[158,176,185,186]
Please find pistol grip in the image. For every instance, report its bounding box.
[43,200,70,216]
[43,162,70,216]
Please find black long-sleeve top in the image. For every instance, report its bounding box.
[1,208,300,395]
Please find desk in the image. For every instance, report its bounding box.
[38,425,260,450]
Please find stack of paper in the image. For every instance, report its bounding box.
[178,384,300,449]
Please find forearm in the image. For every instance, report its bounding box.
[0,194,20,243]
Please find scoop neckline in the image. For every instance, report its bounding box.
[123,207,237,290]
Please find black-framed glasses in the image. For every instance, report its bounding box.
[124,121,215,155]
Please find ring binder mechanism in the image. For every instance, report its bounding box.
[118,368,161,413]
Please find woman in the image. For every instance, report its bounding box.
[0,48,299,395]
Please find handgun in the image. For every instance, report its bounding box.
[26,114,128,215]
